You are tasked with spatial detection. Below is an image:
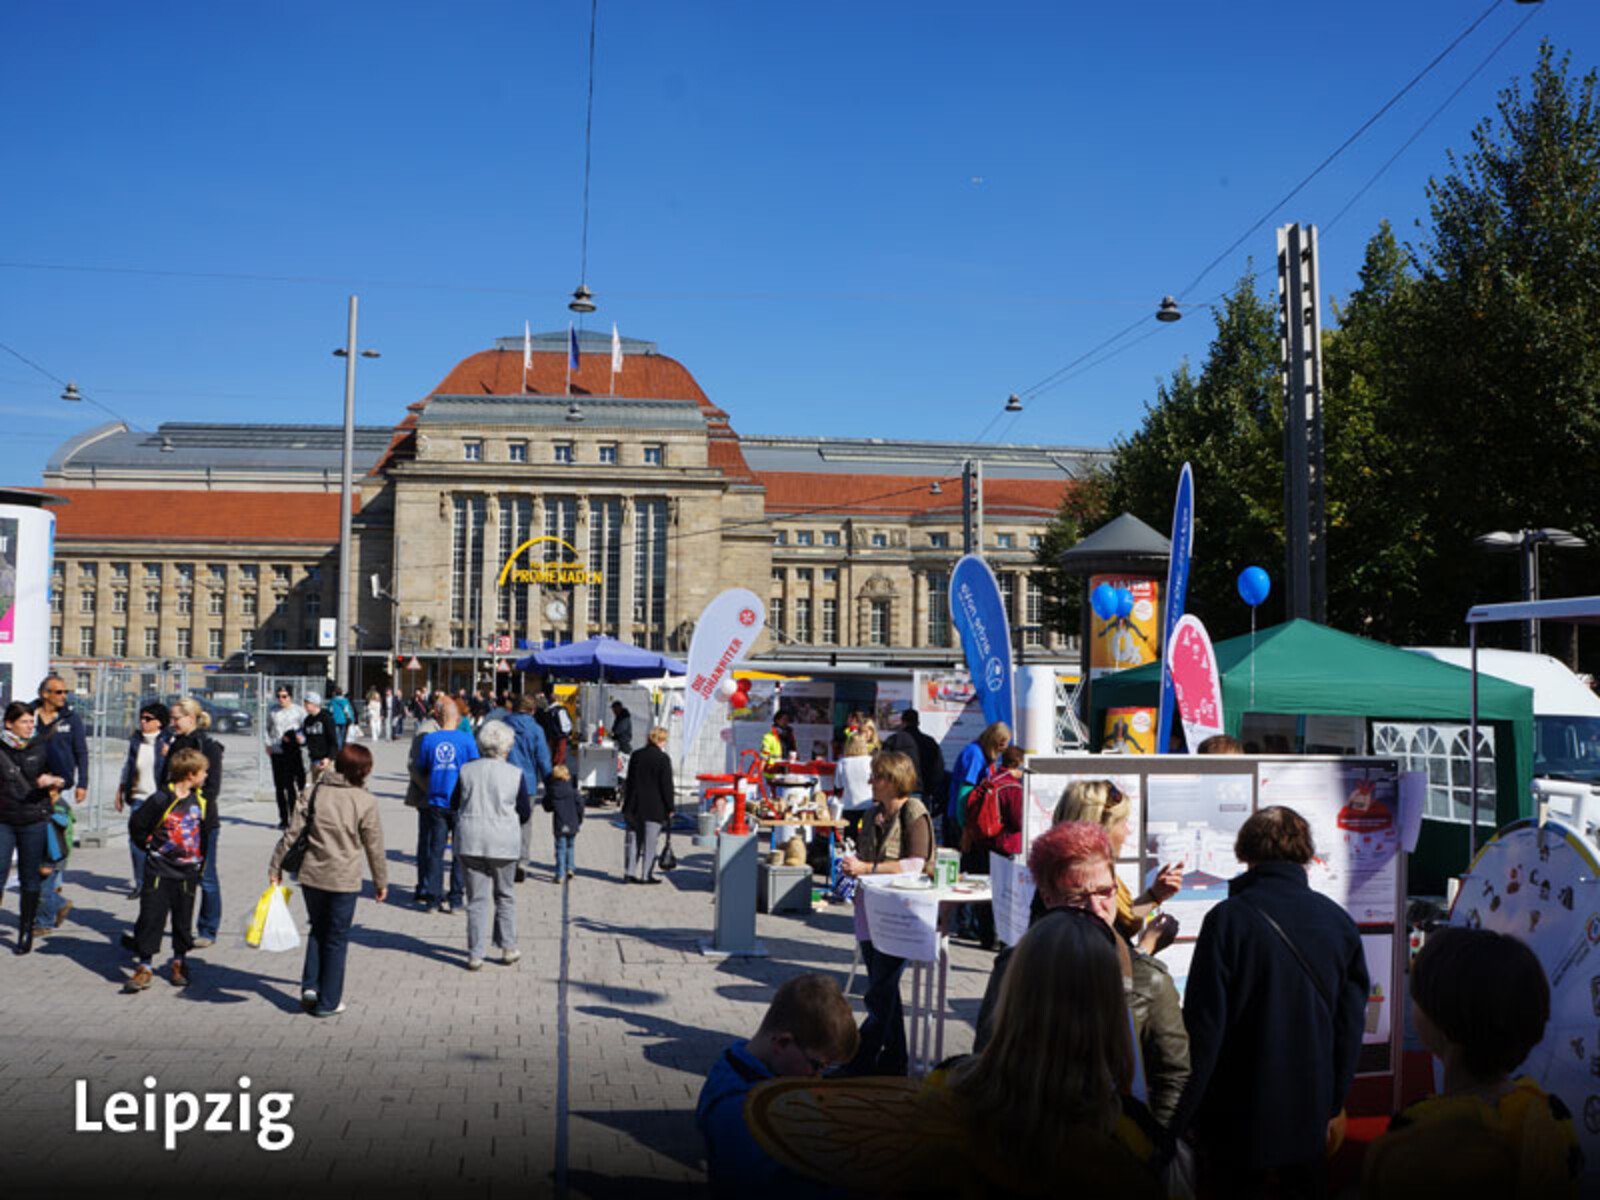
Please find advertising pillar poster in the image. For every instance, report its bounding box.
[1088,574,1160,679]
[1258,760,1400,924]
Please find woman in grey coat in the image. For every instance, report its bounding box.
[454,721,530,970]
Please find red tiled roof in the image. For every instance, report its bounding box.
[756,472,1068,518]
[429,350,711,406]
[49,489,354,545]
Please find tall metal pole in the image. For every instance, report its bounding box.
[336,296,358,695]
[961,458,984,555]
[1278,223,1327,623]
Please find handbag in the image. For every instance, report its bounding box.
[656,831,677,873]
[278,784,320,875]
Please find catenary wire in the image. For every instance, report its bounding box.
[1175,0,1507,299]
[1324,2,1545,235]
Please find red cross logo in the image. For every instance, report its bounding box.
[738,608,756,627]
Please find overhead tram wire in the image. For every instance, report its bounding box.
[0,338,142,429]
[575,0,600,296]
[1174,0,1508,300]
[1324,1,1546,236]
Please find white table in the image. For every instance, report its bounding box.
[856,878,992,1077]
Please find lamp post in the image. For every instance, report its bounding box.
[332,296,380,696]
[1473,527,1588,654]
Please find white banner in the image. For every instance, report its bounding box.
[681,588,766,757]
[859,878,940,962]
[0,504,53,707]
[989,852,1036,948]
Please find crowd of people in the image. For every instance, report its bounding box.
[0,675,1582,1194]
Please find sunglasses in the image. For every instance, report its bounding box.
[45,688,66,695]
[139,713,160,722]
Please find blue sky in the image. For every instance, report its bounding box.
[2,0,1594,483]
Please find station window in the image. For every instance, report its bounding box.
[463,440,483,462]
[599,444,618,464]
[554,443,575,465]
[508,441,528,464]
[795,531,813,546]
[643,445,664,466]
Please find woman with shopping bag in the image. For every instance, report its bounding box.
[267,743,387,1017]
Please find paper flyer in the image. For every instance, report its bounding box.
[859,878,941,962]
[990,852,1036,948]
[1259,760,1400,924]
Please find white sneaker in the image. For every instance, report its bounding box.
[503,949,521,966]
[466,958,484,971]
[438,900,453,915]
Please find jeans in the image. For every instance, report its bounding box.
[420,807,463,907]
[460,856,517,961]
[196,825,221,940]
[844,939,909,1076]
[300,886,359,1012]
[520,814,535,867]
[0,821,46,900]
[332,723,348,750]
[128,838,146,891]
[553,832,576,879]
[624,818,662,881]
[39,865,65,924]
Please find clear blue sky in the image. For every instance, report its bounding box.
[2,0,1594,483]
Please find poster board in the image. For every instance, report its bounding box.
[1088,574,1160,679]
[780,680,836,763]
[912,670,989,771]
[1027,753,1408,1082]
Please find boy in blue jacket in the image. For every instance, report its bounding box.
[696,974,858,1197]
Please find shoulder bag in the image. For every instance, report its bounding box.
[279,783,321,875]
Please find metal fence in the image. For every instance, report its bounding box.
[76,666,323,844]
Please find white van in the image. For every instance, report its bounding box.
[1408,647,1600,829]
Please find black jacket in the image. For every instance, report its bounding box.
[302,709,339,765]
[544,776,586,835]
[881,727,946,802]
[128,786,206,881]
[159,730,225,830]
[1171,861,1368,1169]
[0,739,53,825]
[610,709,634,754]
[622,742,674,825]
[30,702,89,792]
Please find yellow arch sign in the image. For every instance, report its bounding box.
[497,536,603,588]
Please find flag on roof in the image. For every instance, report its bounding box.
[568,324,580,371]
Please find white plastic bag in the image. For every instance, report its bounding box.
[259,885,301,953]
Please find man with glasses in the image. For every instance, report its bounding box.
[31,674,89,807]
[265,687,307,830]
[696,973,859,1196]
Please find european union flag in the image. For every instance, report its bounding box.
[568,324,580,371]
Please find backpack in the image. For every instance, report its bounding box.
[44,800,75,864]
[330,696,355,726]
[554,706,573,736]
[962,770,1004,851]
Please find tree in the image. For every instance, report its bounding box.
[1393,41,1600,649]
[1033,468,1108,640]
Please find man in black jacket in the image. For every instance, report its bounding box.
[1172,804,1368,1198]
[621,726,674,884]
[31,674,89,805]
[880,709,945,806]
[300,692,339,771]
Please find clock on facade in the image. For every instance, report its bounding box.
[545,597,569,623]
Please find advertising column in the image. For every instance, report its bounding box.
[0,500,54,707]
[1091,573,1160,753]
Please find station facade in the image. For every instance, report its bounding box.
[39,329,1105,693]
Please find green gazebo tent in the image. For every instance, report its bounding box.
[1088,619,1535,891]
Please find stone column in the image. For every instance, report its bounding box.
[618,497,637,643]
[571,496,591,643]
[911,571,926,649]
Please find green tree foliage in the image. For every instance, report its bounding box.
[1394,42,1600,646]
[1032,468,1108,639]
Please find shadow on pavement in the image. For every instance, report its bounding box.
[570,1106,706,1173]
[567,1167,704,1199]
[573,1002,740,1082]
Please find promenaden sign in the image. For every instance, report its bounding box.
[949,555,1015,730]
[682,588,766,752]
[496,536,603,587]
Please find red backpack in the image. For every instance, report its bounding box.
[962,769,1004,851]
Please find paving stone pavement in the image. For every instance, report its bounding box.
[0,737,995,1198]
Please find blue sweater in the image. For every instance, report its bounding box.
[695,1041,821,1198]
[415,728,480,809]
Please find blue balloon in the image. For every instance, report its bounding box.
[1115,588,1135,619]
[1237,566,1271,607]
[1090,582,1119,621]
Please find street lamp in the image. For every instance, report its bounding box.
[1156,296,1183,323]
[60,382,82,403]
[1473,527,1588,653]
[332,296,380,698]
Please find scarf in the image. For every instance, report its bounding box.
[1,728,28,751]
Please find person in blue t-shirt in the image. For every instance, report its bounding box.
[413,698,479,914]
[696,974,858,1197]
